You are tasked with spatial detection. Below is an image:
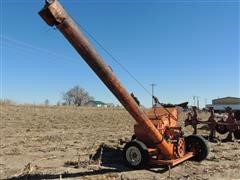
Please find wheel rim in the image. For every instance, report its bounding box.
[177,138,185,158]
[185,135,209,161]
[216,120,228,134]
[126,146,142,166]
[189,142,201,155]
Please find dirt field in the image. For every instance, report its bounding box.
[1,104,240,180]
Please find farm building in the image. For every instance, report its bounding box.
[85,100,108,107]
[206,97,240,111]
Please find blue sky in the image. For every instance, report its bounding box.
[1,0,239,107]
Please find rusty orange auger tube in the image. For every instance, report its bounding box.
[39,0,174,158]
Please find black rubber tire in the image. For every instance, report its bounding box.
[123,140,149,169]
[234,130,240,140]
[216,120,228,134]
[185,135,209,162]
[233,111,240,139]
[131,134,137,140]
[234,110,240,120]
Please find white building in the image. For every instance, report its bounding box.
[206,97,240,111]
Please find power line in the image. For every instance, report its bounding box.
[2,25,154,102]
[1,36,80,65]
[1,42,77,67]
[1,36,78,62]
[74,21,153,97]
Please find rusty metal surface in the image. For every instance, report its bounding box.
[39,0,175,157]
[149,152,194,166]
[185,106,240,140]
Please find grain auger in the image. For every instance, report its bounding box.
[39,0,209,168]
[185,106,240,142]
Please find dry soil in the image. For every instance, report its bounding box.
[0,104,239,180]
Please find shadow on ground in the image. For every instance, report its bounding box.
[7,144,169,180]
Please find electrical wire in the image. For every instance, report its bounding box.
[2,26,154,103]
[1,35,80,65]
[1,35,79,64]
[1,41,69,66]
[71,20,182,120]
[73,20,153,97]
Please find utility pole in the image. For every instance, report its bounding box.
[193,96,196,106]
[150,83,157,107]
[197,96,199,109]
[193,96,199,109]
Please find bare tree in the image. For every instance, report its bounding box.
[62,85,94,106]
